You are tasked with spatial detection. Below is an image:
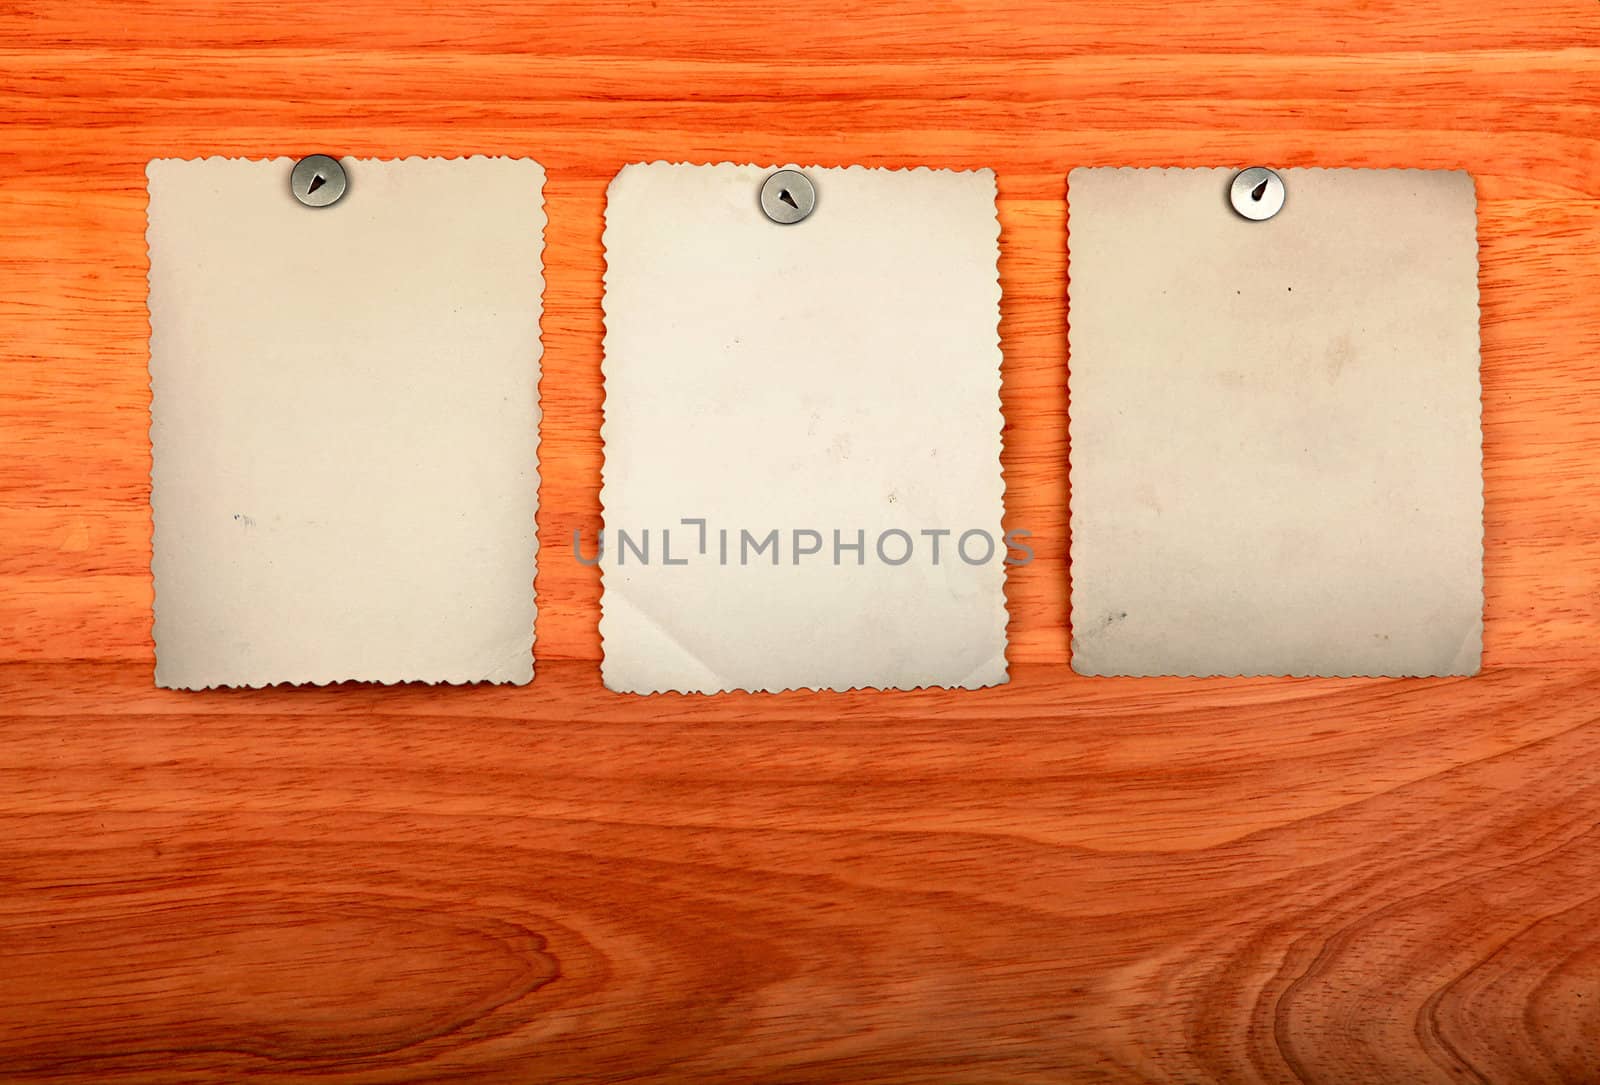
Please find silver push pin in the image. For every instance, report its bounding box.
[291,155,348,209]
[760,169,816,224]
[1230,167,1284,221]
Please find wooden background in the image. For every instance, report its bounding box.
[2,1,1598,1080]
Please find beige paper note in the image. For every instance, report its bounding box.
[1068,167,1482,677]
[148,157,545,688]
[600,163,1008,693]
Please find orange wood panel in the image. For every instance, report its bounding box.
[1,1,1598,1080]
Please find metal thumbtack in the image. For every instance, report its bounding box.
[1230,167,1285,221]
[760,169,816,225]
[291,154,348,209]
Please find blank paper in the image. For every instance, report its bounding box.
[147,156,545,688]
[599,163,1008,693]
[1067,167,1482,677]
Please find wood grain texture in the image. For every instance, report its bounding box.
[1,0,1598,1080]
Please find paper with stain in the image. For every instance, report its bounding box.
[599,163,1008,693]
[147,157,545,688]
[1068,167,1482,677]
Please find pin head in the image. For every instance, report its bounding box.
[760,170,816,224]
[291,155,348,208]
[1229,167,1285,221]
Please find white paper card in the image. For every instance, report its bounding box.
[1068,167,1482,677]
[600,163,1008,693]
[148,157,545,688]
